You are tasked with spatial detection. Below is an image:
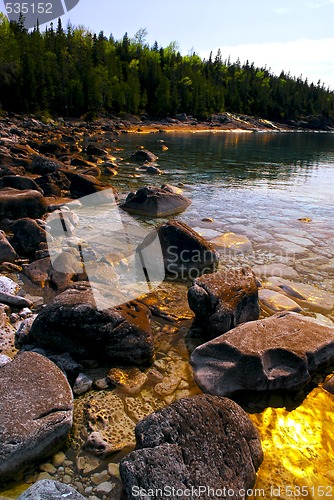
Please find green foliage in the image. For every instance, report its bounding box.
[0,18,334,122]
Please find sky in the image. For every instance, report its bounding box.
[1,0,334,89]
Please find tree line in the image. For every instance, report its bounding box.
[1,14,334,123]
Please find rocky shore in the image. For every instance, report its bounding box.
[0,113,334,499]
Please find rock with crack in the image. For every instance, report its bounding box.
[120,395,263,499]
[17,479,85,499]
[121,186,191,217]
[0,352,73,480]
[17,282,154,365]
[188,267,260,338]
[191,311,334,396]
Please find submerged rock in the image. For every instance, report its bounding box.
[121,186,191,217]
[17,479,85,500]
[210,232,253,253]
[188,267,260,338]
[263,277,334,314]
[138,220,218,279]
[0,352,73,480]
[120,395,263,499]
[191,311,334,396]
[259,288,302,315]
[19,282,154,365]
[0,188,47,220]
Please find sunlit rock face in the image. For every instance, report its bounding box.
[120,395,263,500]
[191,311,334,396]
[188,267,260,338]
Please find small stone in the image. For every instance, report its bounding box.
[107,367,147,394]
[154,375,181,396]
[39,463,56,475]
[201,218,214,222]
[146,368,164,384]
[37,472,52,481]
[73,373,93,396]
[85,487,93,495]
[91,470,109,485]
[95,482,114,494]
[107,463,120,478]
[62,475,72,484]
[93,378,109,390]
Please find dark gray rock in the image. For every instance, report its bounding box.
[11,218,48,254]
[0,230,17,263]
[138,220,218,279]
[0,352,73,480]
[120,395,263,499]
[0,188,47,220]
[191,311,334,396]
[130,149,158,163]
[188,267,260,338]
[18,282,154,365]
[31,155,63,175]
[18,479,85,500]
[121,186,191,217]
[66,172,118,200]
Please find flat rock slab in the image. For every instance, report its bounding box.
[121,186,191,217]
[188,267,259,338]
[263,277,334,314]
[0,188,47,219]
[210,232,253,253]
[19,282,154,365]
[120,395,263,500]
[0,352,73,480]
[191,311,334,396]
[259,288,302,315]
[18,479,85,500]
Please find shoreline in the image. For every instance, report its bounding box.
[3,111,334,136]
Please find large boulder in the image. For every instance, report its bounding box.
[188,267,260,337]
[121,186,191,217]
[0,188,47,220]
[18,283,154,365]
[18,479,85,500]
[120,395,263,499]
[191,311,334,396]
[0,352,73,480]
[138,220,218,279]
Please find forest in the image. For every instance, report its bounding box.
[1,13,334,122]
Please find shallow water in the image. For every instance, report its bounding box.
[114,131,334,291]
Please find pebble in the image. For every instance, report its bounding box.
[73,373,93,396]
[107,463,120,478]
[96,482,114,494]
[39,462,56,474]
[36,472,51,481]
[91,470,109,485]
[52,451,66,467]
[62,475,72,484]
[85,487,93,495]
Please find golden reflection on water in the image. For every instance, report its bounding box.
[249,387,334,499]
